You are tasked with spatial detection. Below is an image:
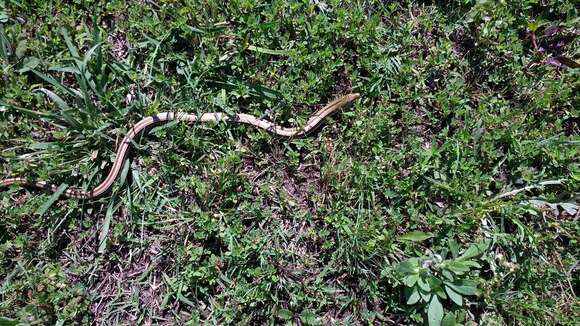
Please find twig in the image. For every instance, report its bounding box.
[493,179,566,200]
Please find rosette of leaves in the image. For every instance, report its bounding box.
[397,239,491,326]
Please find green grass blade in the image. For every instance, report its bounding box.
[31,69,77,98]
[38,88,71,110]
[35,183,68,216]
[0,23,11,61]
[98,202,113,253]
[0,100,57,118]
[61,27,79,58]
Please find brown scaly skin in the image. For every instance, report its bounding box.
[1,93,360,199]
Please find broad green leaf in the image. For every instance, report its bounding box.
[448,238,459,258]
[35,183,68,216]
[406,287,421,305]
[442,269,454,281]
[428,295,444,326]
[418,277,431,292]
[462,260,481,268]
[456,310,466,323]
[445,286,463,306]
[397,259,420,274]
[436,288,447,300]
[446,261,470,275]
[419,289,432,303]
[458,239,490,261]
[17,56,40,73]
[444,280,480,296]
[441,312,456,326]
[277,309,293,320]
[403,273,420,287]
[398,231,434,242]
[428,276,443,289]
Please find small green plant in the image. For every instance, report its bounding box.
[397,239,491,326]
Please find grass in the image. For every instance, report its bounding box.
[0,0,578,325]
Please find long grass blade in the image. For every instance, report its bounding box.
[35,183,68,216]
[61,27,79,58]
[31,69,78,98]
[98,201,115,253]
